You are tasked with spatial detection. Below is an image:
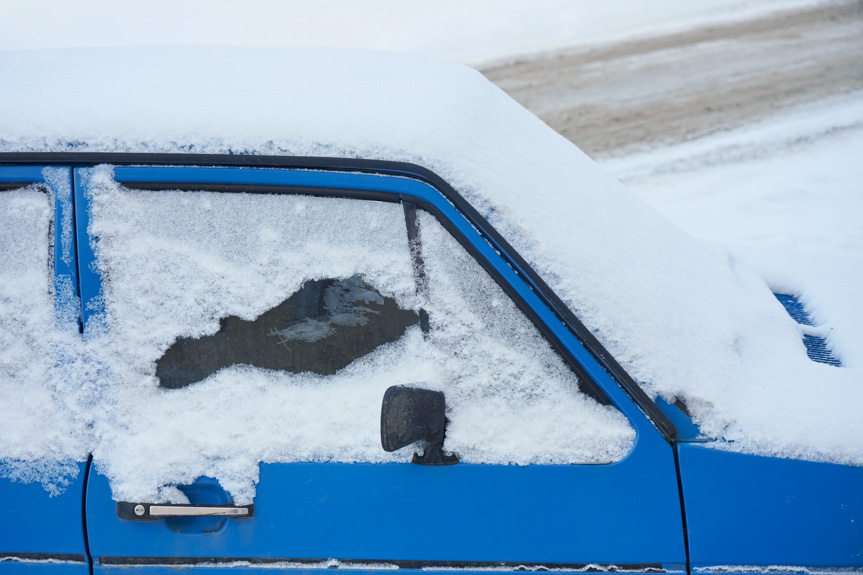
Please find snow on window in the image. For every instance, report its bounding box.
[0,187,86,495]
[83,167,418,503]
[416,211,635,465]
[78,166,632,504]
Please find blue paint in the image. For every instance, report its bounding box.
[167,478,230,534]
[692,570,863,575]
[88,455,684,564]
[10,162,861,570]
[0,462,88,557]
[76,166,686,566]
[654,398,703,442]
[0,166,48,181]
[678,443,863,569]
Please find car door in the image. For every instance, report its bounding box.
[0,166,90,573]
[75,163,686,573]
[678,429,863,571]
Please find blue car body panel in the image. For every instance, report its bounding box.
[0,462,88,563]
[678,442,863,570]
[87,446,683,567]
[0,563,90,574]
[0,167,88,572]
[74,166,687,569]
[93,568,675,575]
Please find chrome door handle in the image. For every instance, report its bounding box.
[117,502,254,521]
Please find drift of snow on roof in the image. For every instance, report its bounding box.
[1,47,861,465]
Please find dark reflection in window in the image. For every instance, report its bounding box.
[157,276,419,389]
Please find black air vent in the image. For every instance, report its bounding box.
[773,293,841,367]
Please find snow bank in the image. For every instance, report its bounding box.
[1,48,861,471]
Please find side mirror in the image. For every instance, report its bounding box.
[380,385,458,466]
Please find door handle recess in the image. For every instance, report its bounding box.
[117,502,254,521]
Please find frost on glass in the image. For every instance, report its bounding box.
[83,166,632,504]
[84,167,417,503]
[415,211,634,465]
[0,187,86,495]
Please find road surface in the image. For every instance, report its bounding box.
[482,0,863,158]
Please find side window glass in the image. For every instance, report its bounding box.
[86,171,422,502]
[414,210,634,465]
[82,167,633,504]
[0,187,53,380]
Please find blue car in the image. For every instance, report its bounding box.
[0,49,860,574]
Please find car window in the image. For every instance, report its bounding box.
[413,208,634,465]
[75,168,634,504]
[0,186,83,494]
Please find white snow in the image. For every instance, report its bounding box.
[0,44,860,499]
[0,186,87,495]
[1,0,821,66]
[602,93,863,260]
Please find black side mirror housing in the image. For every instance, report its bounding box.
[380,385,458,466]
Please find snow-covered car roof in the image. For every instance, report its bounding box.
[1,47,861,466]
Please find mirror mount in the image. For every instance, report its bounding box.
[380,385,459,466]
[412,440,459,466]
